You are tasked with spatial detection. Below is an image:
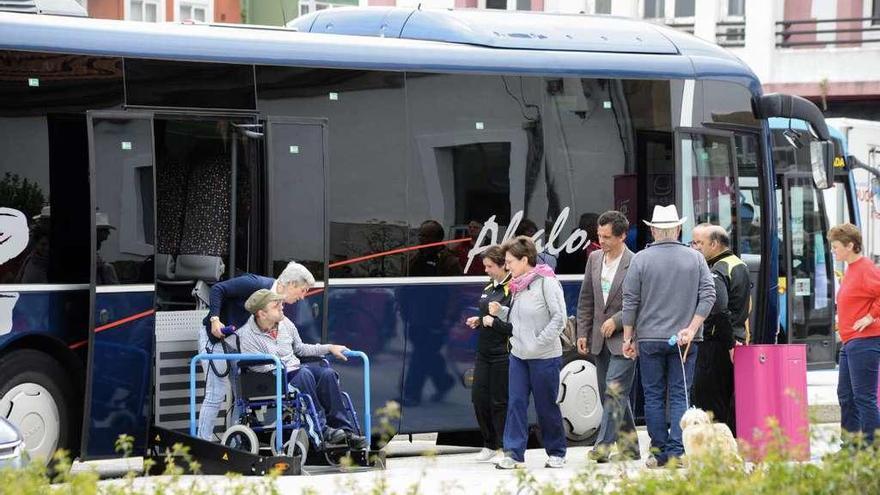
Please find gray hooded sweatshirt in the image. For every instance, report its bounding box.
[497,275,567,360]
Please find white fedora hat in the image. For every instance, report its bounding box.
[643,205,687,228]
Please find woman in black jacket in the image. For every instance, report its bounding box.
[465,245,513,462]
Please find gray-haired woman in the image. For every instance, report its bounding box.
[196,262,346,440]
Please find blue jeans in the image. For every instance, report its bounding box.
[503,355,566,462]
[638,340,697,463]
[595,345,638,452]
[197,339,235,441]
[838,336,880,444]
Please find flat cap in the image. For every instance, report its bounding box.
[244,289,283,314]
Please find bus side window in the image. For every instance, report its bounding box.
[735,134,763,256]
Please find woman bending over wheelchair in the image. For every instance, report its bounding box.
[238,287,367,450]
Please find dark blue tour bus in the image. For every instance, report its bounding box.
[0,6,849,461]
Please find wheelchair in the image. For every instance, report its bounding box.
[218,356,366,468]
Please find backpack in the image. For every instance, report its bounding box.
[560,315,577,351]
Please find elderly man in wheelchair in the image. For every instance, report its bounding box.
[221,288,368,460]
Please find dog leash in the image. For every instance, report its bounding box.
[667,335,693,410]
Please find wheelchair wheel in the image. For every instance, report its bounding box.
[269,430,283,456]
[221,425,259,454]
[324,448,346,466]
[285,428,309,470]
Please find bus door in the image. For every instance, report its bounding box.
[777,174,836,368]
[82,112,156,459]
[263,118,327,334]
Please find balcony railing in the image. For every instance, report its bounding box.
[716,20,745,47]
[777,17,880,48]
[665,21,694,35]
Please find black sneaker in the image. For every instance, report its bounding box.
[346,431,368,451]
[324,427,348,446]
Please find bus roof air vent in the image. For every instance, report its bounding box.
[0,0,87,17]
[290,7,679,54]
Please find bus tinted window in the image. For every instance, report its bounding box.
[125,58,256,110]
[0,51,124,285]
[702,80,760,128]
[678,132,737,244]
[257,68,408,278]
[736,133,763,256]
[404,73,540,276]
[91,116,155,285]
[405,75,673,275]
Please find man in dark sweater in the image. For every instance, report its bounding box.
[691,224,751,434]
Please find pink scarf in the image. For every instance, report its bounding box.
[510,264,556,295]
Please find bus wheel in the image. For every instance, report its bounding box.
[0,350,75,462]
[558,359,603,443]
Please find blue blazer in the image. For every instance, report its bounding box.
[207,273,275,330]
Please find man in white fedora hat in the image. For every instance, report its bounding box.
[620,204,715,468]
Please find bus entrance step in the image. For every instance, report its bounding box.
[146,426,301,476]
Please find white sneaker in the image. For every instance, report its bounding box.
[545,456,565,468]
[474,448,498,462]
[495,456,524,470]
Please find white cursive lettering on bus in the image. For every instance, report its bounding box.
[464,207,590,273]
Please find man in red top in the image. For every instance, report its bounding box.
[828,223,880,447]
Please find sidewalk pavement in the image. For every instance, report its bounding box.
[77,368,844,482]
[807,368,840,423]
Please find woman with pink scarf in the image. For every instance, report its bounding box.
[489,236,567,470]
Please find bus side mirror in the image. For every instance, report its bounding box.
[810,140,834,189]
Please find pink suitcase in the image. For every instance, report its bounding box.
[734,344,809,461]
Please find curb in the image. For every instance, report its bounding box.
[809,404,841,424]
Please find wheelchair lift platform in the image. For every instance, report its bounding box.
[146,426,386,476]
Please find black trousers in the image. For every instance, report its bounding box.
[472,354,509,450]
[692,340,736,435]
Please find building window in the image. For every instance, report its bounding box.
[728,0,745,17]
[482,0,531,10]
[299,1,333,17]
[128,0,162,22]
[595,0,611,14]
[179,1,210,22]
[644,0,665,18]
[873,0,880,25]
[674,0,694,17]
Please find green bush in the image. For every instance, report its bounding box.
[4,409,880,494]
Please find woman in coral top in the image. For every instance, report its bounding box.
[828,223,880,446]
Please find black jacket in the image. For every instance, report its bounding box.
[706,250,752,346]
[709,250,752,340]
[476,274,513,358]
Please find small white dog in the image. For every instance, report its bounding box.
[680,407,741,466]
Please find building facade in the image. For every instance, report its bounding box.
[80,0,241,24]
